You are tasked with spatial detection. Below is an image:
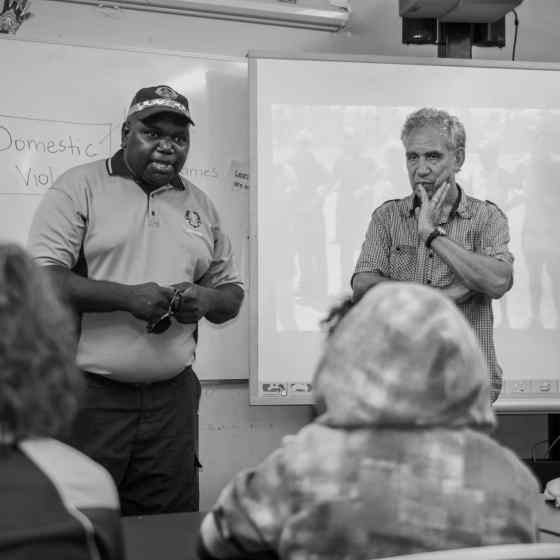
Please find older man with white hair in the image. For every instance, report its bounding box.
[352,107,514,402]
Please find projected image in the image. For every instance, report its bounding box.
[265,104,560,334]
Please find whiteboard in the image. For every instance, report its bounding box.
[0,37,249,380]
[249,52,560,409]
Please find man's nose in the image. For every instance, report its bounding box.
[157,137,173,151]
[416,158,430,175]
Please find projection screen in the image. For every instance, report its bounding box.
[249,53,560,410]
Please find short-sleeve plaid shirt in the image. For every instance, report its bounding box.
[354,187,513,401]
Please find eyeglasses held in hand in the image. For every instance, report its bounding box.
[146,289,182,334]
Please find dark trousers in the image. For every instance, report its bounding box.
[65,366,201,516]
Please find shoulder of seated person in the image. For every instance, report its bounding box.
[19,438,119,510]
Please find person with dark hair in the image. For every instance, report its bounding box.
[0,242,123,560]
[27,84,244,515]
[353,107,514,402]
[198,282,538,560]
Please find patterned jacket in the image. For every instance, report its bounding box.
[199,283,539,560]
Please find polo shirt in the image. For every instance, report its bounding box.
[354,187,513,400]
[28,151,243,382]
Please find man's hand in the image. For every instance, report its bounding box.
[352,271,389,301]
[415,181,450,242]
[127,282,174,322]
[439,280,475,304]
[171,281,213,324]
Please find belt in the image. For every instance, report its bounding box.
[83,365,193,388]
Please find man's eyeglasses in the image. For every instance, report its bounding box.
[146,289,182,334]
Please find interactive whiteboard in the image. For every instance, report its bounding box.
[250,52,560,410]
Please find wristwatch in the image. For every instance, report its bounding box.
[425,226,447,248]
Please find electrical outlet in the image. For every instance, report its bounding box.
[510,380,531,394]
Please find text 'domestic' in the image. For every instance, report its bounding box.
[0,115,111,194]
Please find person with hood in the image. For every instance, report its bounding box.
[198,282,539,560]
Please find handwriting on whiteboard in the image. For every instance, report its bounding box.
[0,114,111,194]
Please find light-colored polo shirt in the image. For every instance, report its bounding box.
[28,150,243,382]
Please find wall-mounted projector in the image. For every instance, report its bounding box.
[399,0,523,23]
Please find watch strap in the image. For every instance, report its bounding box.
[425,227,446,248]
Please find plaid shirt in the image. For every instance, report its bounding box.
[354,187,513,400]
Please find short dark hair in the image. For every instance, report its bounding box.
[321,286,374,337]
[0,243,82,442]
[321,295,355,337]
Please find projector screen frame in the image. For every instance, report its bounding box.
[248,51,560,411]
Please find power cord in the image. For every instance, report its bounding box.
[529,435,560,462]
[546,433,560,459]
[531,439,549,462]
[511,8,520,61]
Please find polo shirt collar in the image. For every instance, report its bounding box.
[404,184,472,219]
[106,149,185,190]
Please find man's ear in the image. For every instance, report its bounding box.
[454,147,465,171]
[121,121,130,148]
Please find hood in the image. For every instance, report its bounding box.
[313,282,495,431]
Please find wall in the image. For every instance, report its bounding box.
[14,0,560,62]
[199,383,313,508]
[9,0,560,506]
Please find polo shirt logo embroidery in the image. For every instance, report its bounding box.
[185,209,201,229]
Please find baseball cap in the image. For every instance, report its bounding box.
[127,85,194,125]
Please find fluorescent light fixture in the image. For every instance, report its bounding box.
[52,0,350,31]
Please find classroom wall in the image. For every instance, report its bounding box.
[14,0,560,62]
[11,0,560,507]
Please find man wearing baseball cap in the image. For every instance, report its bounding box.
[28,85,244,515]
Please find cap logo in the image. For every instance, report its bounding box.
[127,98,191,120]
[155,86,179,100]
[127,85,193,124]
